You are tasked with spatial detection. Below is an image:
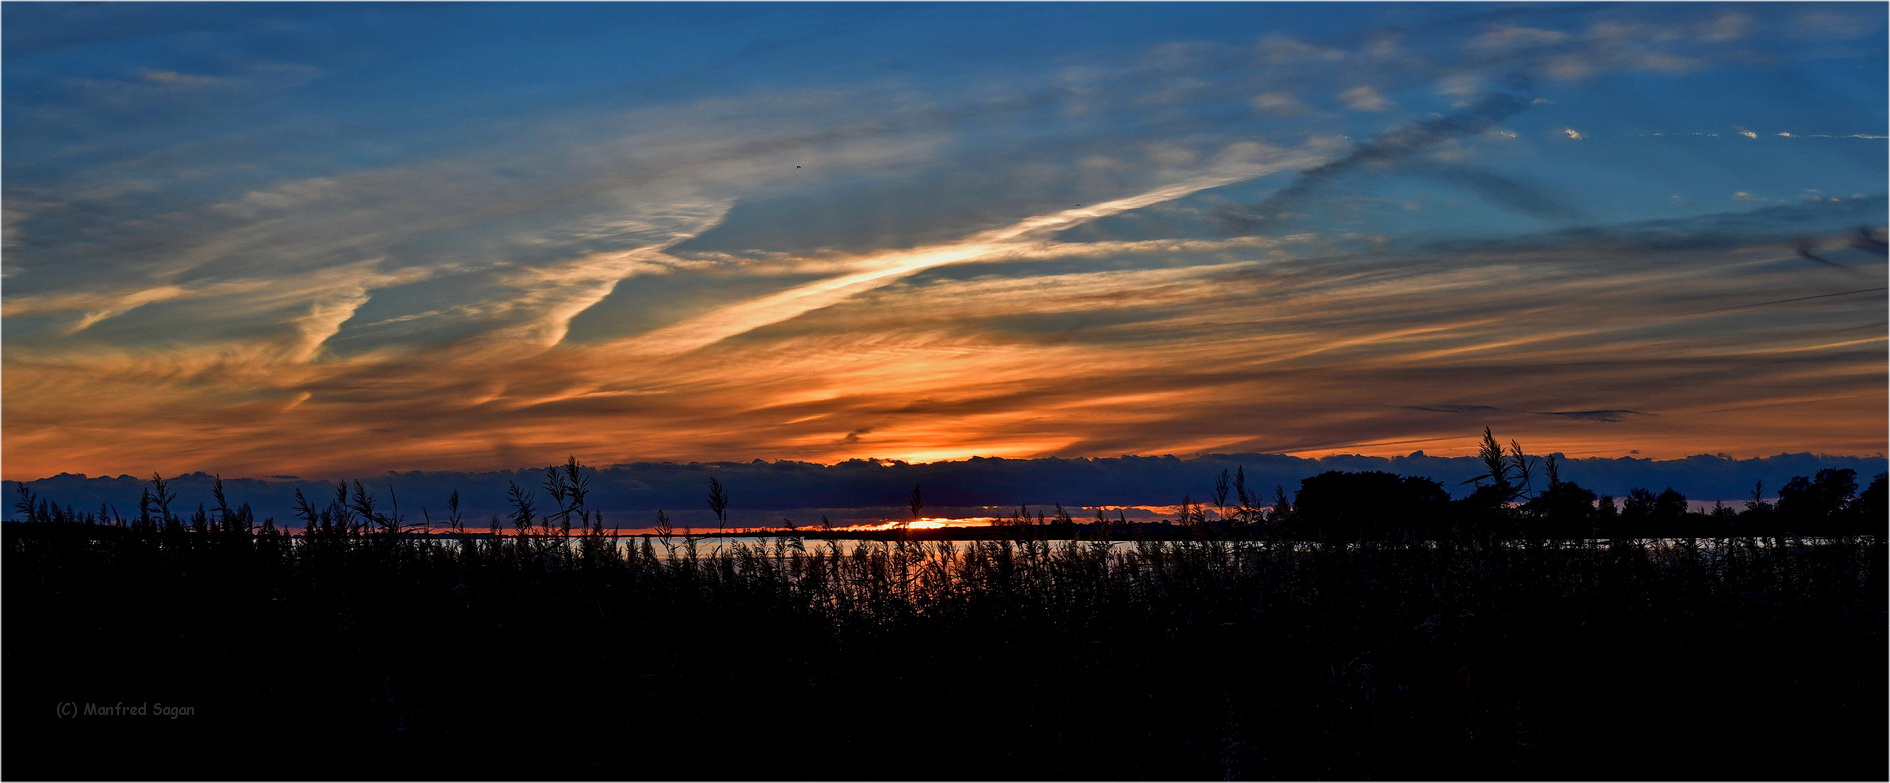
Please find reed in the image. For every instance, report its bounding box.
[4,453,1884,781]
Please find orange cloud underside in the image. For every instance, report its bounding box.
[4,188,1884,481]
[5,3,1886,489]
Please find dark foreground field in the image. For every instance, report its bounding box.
[5,461,1886,781]
[8,531,1885,779]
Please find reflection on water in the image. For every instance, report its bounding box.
[435,534,1873,559]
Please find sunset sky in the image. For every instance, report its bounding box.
[4,2,1886,482]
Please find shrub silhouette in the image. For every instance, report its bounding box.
[1778,467,1857,530]
[1290,470,1450,542]
[1521,461,1599,539]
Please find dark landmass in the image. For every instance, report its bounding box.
[10,448,1886,531]
[4,446,1885,780]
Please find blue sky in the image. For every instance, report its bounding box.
[4,2,1885,480]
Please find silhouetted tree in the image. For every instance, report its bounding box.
[1522,470,1598,540]
[1619,487,1687,536]
[1736,480,1775,534]
[1292,471,1450,542]
[1594,494,1618,532]
[1777,468,1858,534]
[1852,473,1887,535]
[1269,485,1292,525]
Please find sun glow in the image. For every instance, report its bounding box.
[825,516,998,532]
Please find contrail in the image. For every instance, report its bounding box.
[1214,93,1532,235]
[1701,286,1887,314]
[1851,226,1887,253]
[1399,160,1587,223]
[617,153,1322,357]
[1794,239,1850,271]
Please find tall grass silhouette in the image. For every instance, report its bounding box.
[5,441,1884,780]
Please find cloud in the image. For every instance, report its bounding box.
[1213,93,1533,234]
[1251,91,1315,116]
[4,3,1884,483]
[1697,12,1753,43]
[1535,410,1657,423]
[136,69,224,87]
[1254,34,1346,64]
[614,145,1321,358]
[1747,134,1890,140]
[1402,404,1505,415]
[1404,405,1656,424]
[41,60,321,124]
[1393,161,1588,222]
[7,200,1884,480]
[1338,85,1396,113]
[1789,8,1881,40]
[1456,11,1749,83]
[1413,196,1886,256]
[1470,26,1569,52]
[1435,74,1485,97]
[7,86,955,329]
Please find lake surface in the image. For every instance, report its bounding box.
[430,534,1870,559]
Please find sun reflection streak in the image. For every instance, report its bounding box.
[828,517,996,531]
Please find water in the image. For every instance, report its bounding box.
[445,534,1870,558]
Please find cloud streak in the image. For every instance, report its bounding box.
[1213,92,1533,234]
[2,3,1883,482]
[620,149,1319,357]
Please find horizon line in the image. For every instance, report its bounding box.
[12,447,1887,485]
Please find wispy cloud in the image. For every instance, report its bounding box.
[1251,91,1317,116]
[1338,85,1397,113]
[8,200,1883,479]
[3,3,1883,481]
[620,146,1320,358]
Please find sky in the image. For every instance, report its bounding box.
[4,2,1887,484]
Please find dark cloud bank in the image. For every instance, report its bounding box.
[14,451,1886,529]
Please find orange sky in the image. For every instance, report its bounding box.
[4,3,1885,482]
[5,214,1883,481]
